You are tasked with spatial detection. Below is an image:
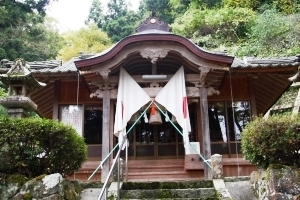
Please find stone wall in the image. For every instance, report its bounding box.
[0,173,103,200]
[250,165,300,200]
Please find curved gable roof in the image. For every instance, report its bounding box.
[75,29,234,69]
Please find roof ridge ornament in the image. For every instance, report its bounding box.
[135,16,171,33]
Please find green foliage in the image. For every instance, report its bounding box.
[242,114,300,169]
[86,0,105,27]
[141,0,175,24]
[222,0,260,10]
[237,9,300,57]
[0,117,87,178]
[22,192,33,200]
[0,0,62,61]
[102,10,141,42]
[4,174,28,186]
[274,86,298,106]
[189,0,222,8]
[274,0,300,14]
[58,25,112,61]
[223,0,300,14]
[86,0,142,43]
[172,7,256,49]
[169,0,192,15]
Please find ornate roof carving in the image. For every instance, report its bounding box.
[135,16,171,33]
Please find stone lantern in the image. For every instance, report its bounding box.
[0,58,46,118]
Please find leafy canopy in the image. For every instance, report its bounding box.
[58,25,112,62]
[87,0,142,42]
[172,7,256,51]
[237,9,300,57]
[0,0,62,61]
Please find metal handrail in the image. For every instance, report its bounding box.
[93,103,153,200]
[97,135,126,200]
[94,100,212,200]
[88,102,152,181]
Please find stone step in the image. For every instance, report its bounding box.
[118,180,217,199]
[120,188,217,199]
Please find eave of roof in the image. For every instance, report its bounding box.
[75,30,235,69]
[31,58,78,74]
[232,56,300,69]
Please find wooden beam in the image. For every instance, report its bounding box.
[261,74,288,89]
[90,74,223,85]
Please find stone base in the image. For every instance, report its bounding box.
[7,108,28,118]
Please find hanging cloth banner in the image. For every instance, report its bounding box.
[113,67,151,149]
[155,66,191,154]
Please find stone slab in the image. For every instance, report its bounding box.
[225,181,257,200]
[80,188,103,200]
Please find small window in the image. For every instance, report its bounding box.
[208,102,227,142]
[84,106,102,144]
[227,101,250,141]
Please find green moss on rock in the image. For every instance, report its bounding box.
[6,174,28,187]
[34,174,46,181]
[121,180,214,190]
[155,189,172,198]
[22,192,33,200]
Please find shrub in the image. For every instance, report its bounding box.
[242,114,300,169]
[0,117,87,178]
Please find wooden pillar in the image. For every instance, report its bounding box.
[101,87,111,182]
[199,87,212,179]
[94,69,112,183]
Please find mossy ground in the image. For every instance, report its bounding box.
[121,180,214,190]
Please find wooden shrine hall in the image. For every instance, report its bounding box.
[1,16,300,182]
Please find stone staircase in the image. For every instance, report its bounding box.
[117,180,219,199]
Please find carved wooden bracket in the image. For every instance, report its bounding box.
[140,49,169,64]
[90,88,117,99]
[207,87,220,96]
[150,82,160,88]
[199,66,210,87]
[188,83,220,97]
[186,87,200,97]
[98,69,111,83]
[90,83,116,99]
